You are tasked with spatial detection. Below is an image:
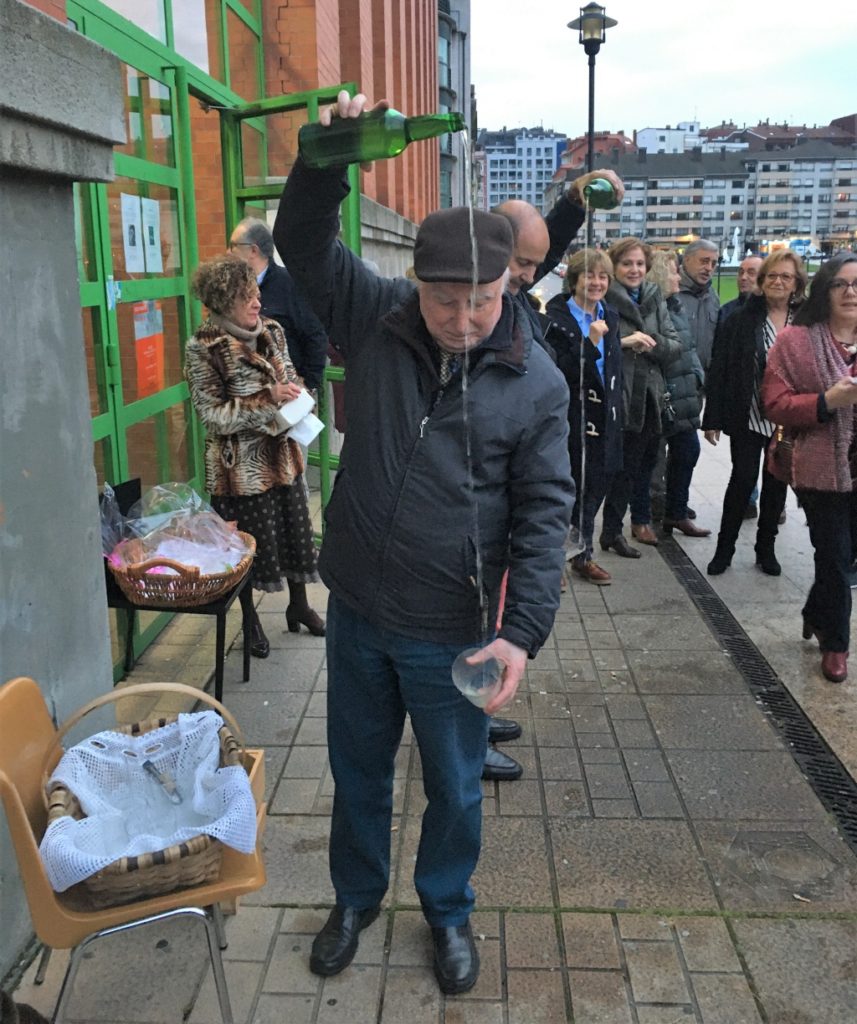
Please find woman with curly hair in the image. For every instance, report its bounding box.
[184,253,324,658]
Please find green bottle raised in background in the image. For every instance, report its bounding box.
[582,177,619,210]
[298,108,466,169]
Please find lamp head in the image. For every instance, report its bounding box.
[568,3,618,56]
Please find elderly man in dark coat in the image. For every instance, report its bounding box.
[274,90,573,997]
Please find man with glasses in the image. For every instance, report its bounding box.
[229,217,328,389]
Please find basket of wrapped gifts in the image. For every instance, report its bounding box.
[102,482,255,608]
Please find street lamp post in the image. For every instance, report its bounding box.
[568,3,617,246]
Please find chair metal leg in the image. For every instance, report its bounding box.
[34,944,52,985]
[212,901,229,951]
[50,906,234,1024]
[51,942,89,1024]
[202,908,234,1024]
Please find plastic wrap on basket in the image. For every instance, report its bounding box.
[108,511,253,575]
[102,482,255,606]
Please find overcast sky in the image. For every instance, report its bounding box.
[471,0,857,139]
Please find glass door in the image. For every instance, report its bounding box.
[70,3,209,673]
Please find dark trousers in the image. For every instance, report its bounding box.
[664,429,701,520]
[325,594,489,926]
[798,490,857,652]
[571,458,609,561]
[603,423,661,537]
[715,431,786,556]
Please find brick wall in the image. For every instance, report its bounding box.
[20,0,65,21]
[266,0,439,224]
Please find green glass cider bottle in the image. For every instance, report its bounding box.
[298,108,466,169]
[582,177,619,210]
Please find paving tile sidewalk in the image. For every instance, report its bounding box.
[12,499,857,1023]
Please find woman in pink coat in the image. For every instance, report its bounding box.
[761,254,857,683]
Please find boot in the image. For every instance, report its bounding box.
[707,541,734,576]
[755,541,781,577]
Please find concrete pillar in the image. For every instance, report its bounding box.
[0,0,125,978]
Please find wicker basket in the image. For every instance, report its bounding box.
[44,684,247,909]
[108,531,255,608]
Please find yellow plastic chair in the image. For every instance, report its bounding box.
[0,678,267,1024]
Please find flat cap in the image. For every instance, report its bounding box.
[413,207,513,284]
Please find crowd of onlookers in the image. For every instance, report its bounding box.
[545,235,857,687]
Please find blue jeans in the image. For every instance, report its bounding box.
[325,594,489,926]
[664,429,701,520]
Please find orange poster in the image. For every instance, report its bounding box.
[133,300,165,398]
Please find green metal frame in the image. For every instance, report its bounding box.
[69,0,268,677]
[220,87,362,534]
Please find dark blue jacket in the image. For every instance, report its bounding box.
[542,293,624,478]
[259,260,329,389]
[274,158,574,656]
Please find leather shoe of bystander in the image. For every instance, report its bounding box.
[250,622,270,659]
[571,559,612,585]
[662,518,711,538]
[821,651,848,684]
[482,746,523,781]
[631,523,659,546]
[488,717,522,743]
[599,534,642,559]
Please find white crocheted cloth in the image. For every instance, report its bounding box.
[40,711,257,892]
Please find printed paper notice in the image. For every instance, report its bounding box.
[141,197,163,273]
[133,300,165,398]
[120,193,145,274]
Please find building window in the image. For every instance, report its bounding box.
[438,35,451,90]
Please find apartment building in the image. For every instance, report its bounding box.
[545,142,857,252]
[438,0,471,208]
[476,126,568,210]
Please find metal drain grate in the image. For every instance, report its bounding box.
[660,539,857,853]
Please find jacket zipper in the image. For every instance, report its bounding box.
[371,386,447,612]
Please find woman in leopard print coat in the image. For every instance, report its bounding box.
[185,254,324,657]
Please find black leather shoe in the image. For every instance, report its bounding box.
[599,533,642,559]
[250,622,270,659]
[309,905,380,976]
[687,507,697,520]
[488,717,522,743]
[482,745,522,781]
[431,922,479,994]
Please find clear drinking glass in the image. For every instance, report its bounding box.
[451,647,504,708]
